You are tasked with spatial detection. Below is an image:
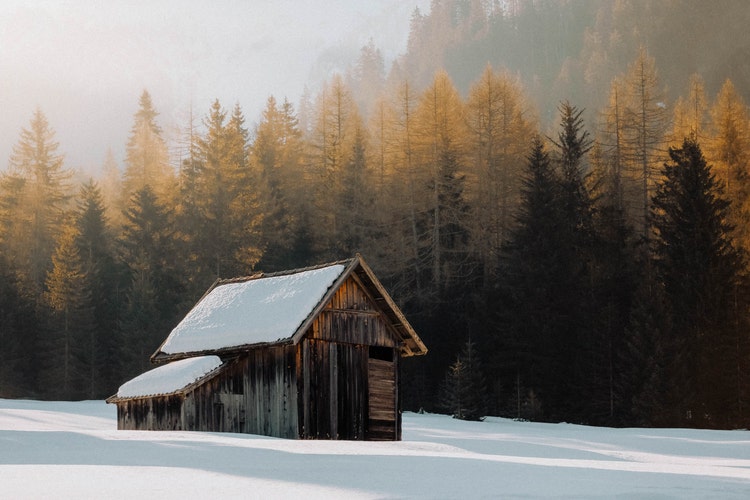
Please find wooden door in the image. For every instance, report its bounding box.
[367,348,397,440]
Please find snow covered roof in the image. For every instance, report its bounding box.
[151,255,427,362]
[155,263,347,358]
[112,356,223,400]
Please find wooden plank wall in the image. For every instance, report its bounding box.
[299,276,402,440]
[183,345,298,438]
[116,395,183,430]
[311,276,398,348]
[299,339,368,439]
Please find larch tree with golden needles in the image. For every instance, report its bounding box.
[43,221,94,400]
[670,74,708,147]
[123,90,174,202]
[309,74,363,259]
[0,108,72,300]
[413,70,472,298]
[375,79,424,303]
[595,77,628,210]
[253,96,308,271]
[623,47,668,237]
[465,65,535,284]
[707,79,750,251]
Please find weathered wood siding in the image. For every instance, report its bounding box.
[115,395,184,431]
[299,339,368,439]
[311,276,398,348]
[299,276,402,440]
[184,345,298,438]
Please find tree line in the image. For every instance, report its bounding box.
[2,47,750,428]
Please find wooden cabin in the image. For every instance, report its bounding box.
[106,255,427,440]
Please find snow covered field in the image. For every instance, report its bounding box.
[2,399,750,499]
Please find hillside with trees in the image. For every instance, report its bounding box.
[2,0,750,429]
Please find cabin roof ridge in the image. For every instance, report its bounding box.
[215,257,356,285]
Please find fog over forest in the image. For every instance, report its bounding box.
[0,0,428,171]
[3,0,750,430]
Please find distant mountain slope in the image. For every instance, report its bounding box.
[393,0,750,121]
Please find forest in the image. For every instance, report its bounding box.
[2,0,750,429]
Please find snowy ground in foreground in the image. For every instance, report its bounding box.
[1,399,750,499]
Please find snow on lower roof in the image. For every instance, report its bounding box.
[159,264,346,355]
[117,356,222,399]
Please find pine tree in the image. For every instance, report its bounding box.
[548,102,598,423]
[651,137,747,428]
[619,273,670,426]
[0,254,39,397]
[253,97,308,270]
[123,90,174,201]
[498,136,560,421]
[349,39,386,115]
[100,148,124,228]
[440,339,487,421]
[74,180,122,397]
[337,123,375,256]
[225,103,263,274]
[186,100,262,282]
[499,101,601,423]
[118,186,183,378]
[1,108,72,300]
[43,221,94,400]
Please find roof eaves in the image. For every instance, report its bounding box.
[354,254,428,357]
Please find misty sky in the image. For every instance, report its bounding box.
[0,0,429,173]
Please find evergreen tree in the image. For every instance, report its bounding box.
[619,273,670,426]
[498,136,561,421]
[225,102,263,274]
[651,137,748,428]
[123,90,174,201]
[337,123,375,256]
[118,186,183,378]
[547,102,598,422]
[43,221,94,400]
[187,99,261,282]
[440,339,487,421]
[1,108,72,300]
[100,148,125,228]
[499,101,601,423]
[253,97,309,270]
[0,255,39,397]
[74,180,122,397]
[349,39,386,115]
